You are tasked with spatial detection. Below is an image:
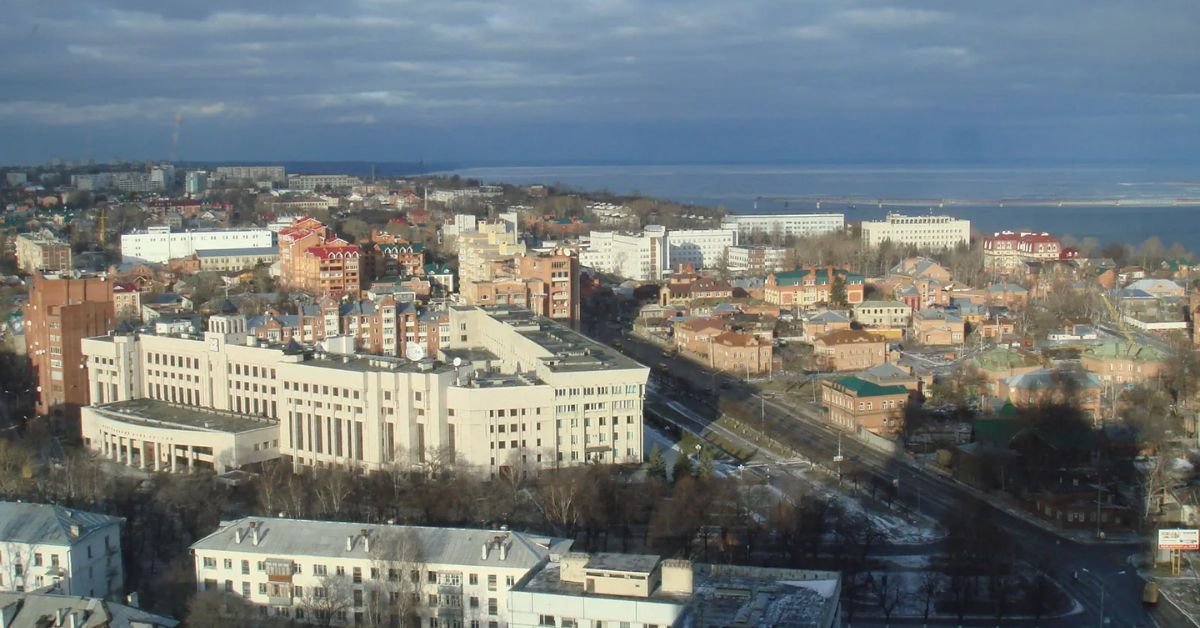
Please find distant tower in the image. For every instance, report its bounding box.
[96,207,108,246]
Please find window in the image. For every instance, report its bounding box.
[336,566,346,576]
[487,574,496,591]
[203,557,216,568]
[469,573,478,586]
[313,564,328,576]
[505,575,514,587]
[241,560,250,575]
[223,559,233,570]
[242,582,251,597]
[33,554,42,567]
[488,598,498,615]
[469,596,479,609]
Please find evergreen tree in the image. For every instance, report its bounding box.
[671,449,693,482]
[647,443,667,480]
[829,272,848,307]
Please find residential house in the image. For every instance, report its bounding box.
[0,502,124,600]
[909,309,964,346]
[1000,368,1103,421]
[968,347,1043,396]
[1080,341,1166,386]
[811,330,888,372]
[798,310,851,343]
[852,300,912,329]
[821,376,909,436]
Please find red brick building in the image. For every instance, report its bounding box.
[26,273,114,415]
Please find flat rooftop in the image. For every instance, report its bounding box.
[517,561,688,604]
[484,307,644,372]
[92,398,276,434]
[304,354,456,375]
[586,553,660,573]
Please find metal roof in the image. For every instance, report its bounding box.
[0,502,122,547]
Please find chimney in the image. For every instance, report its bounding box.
[361,529,370,553]
[250,521,260,546]
[481,542,489,561]
[499,542,508,561]
[126,592,139,608]
[68,612,79,628]
[55,609,64,626]
[347,536,354,552]
[235,528,244,544]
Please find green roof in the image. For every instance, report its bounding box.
[1083,341,1165,362]
[774,268,863,287]
[973,418,1023,445]
[831,376,907,397]
[971,347,1041,372]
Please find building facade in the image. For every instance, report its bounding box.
[196,247,279,272]
[811,330,888,372]
[82,307,648,476]
[852,300,913,328]
[983,231,1062,273]
[579,226,668,282]
[664,228,737,271]
[821,376,908,435]
[213,166,287,184]
[26,273,114,415]
[860,213,970,249]
[719,213,845,238]
[0,502,124,600]
[120,226,274,264]
[764,267,864,307]
[725,245,788,275]
[457,224,527,287]
[287,175,363,191]
[15,231,73,274]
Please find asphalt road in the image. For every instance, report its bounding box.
[591,321,1187,626]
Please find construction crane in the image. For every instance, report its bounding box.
[1099,292,1135,343]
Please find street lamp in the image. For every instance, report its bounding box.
[1077,568,1125,627]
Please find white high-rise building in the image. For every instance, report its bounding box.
[120,225,274,264]
[860,212,970,249]
[666,228,738,271]
[288,174,363,191]
[185,171,208,196]
[81,307,648,476]
[214,166,287,184]
[0,502,124,600]
[579,226,668,281]
[720,213,845,238]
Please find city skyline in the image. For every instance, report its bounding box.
[2,0,1198,165]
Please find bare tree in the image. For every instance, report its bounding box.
[537,466,594,537]
[301,574,356,627]
[313,467,356,519]
[918,569,941,623]
[878,573,904,623]
[364,527,427,628]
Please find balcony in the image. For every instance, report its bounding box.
[267,595,292,606]
[437,606,463,619]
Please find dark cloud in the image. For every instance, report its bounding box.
[1,0,1198,163]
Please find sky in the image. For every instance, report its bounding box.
[2,0,1199,166]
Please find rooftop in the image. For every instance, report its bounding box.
[0,502,122,547]
[192,518,572,570]
[971,347,1041,371]
[827,375,908,397]
[0,592,177,628]
[586,553,660,573]
[196,247,278,258]
[91,399,277,434]
[814,329,886,345]
[485,307,645,372]
[1083,341,1166,362]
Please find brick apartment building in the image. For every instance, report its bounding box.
[26,273,114,415]
[362,230,426,280]
[812,329,888,372]
[248,296,421,357]
[277,218,362,298]
[461,252,580,327]
[15,231,73,274]
[983,231,1062,274]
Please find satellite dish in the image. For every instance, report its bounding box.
[453,357,462,368]
[405,343,426,362]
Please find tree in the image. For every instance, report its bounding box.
[186,590,282,628]
[877,573,904,623]
[671,447,693,482]
[537,467,594,537]
[829,273,848,307]
[364,527,426,627]
[301,575,355,627]
[341,218,372,243]
[647,444,668,481]
[918,569,941,623]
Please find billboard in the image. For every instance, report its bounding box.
[1158,529,1199,550]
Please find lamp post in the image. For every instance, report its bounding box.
[1077,568,1124,627]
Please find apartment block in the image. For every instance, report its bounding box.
[287,174,362,191]
[15,231,73,274]
[26,273,114,415]
[277,218,362,298]
[852,300,912,328]
[363,232,426,280]
[665,228,737,270]
[196,247,279,272]
[462,253,580,328]
[248,296,420,357]
[983,231,1062,273]
[579,226,668,282]
[120,226,274,265]
[0,502,124,600]
[213,166,287,184]
[719,213,845,238]
[191,518,570,626]
[860,213,970,249]
[725,244,788,275]
[81,306,648,476]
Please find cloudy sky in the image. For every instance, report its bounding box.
[2,0,1198,165]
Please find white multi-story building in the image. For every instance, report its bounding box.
[0,502,124,600]
[720,213,845,238]
[81,307,648,476]
[191,517,571,627]
[70,173,113,191]
[185,171,208,197]
[5,172,27,187]
[726,245,788,275]
[213,166,287,184]
[120,225,274,264]
[288,175,363,191]
[579,226,668,282]
[665,228,737,271]
[860,213,970,249]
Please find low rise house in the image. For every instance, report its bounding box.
[821,375,909,435]
[909,309,964,345]
[799,310,851,343]
[852,300,912,328]
[1000,368,1103,421]
[1080,341,1166,386]
[812,329,888,372]
[764,267,864,307]
[969,347,1043,396]
[0,502,124,600]
[858,362,921,393]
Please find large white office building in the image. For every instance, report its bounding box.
[81,306,648,476]
[0,502,124,600]
[213,166,287,184]
[579,226,668,282]
[720,213,845,238]
[192,517,571,627]
[120,225,274,264]
[665,228,737,271]
[860,212,971,249]
[288,175,363,191]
